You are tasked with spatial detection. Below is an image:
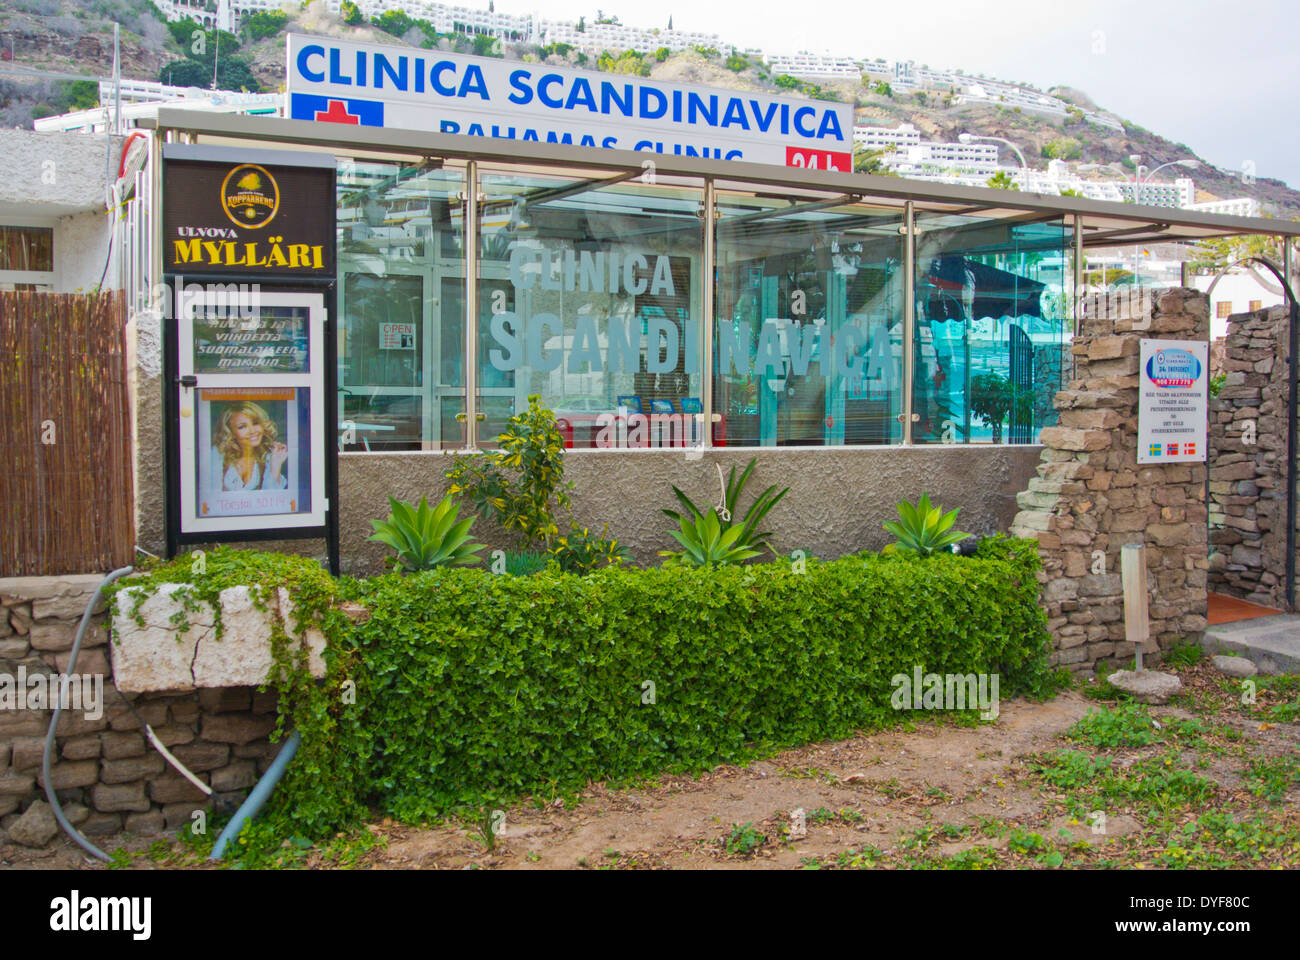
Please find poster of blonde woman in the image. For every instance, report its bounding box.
[195,387,312,518]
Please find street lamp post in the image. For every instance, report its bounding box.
[959,132,1027,188]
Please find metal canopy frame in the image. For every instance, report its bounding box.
[144,109,1300,246]
[145,109,1300,453]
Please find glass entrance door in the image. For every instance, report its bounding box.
[337,159,466,451]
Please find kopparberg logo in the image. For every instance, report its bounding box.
[221,164,280,229]
[1146,348,1200,388]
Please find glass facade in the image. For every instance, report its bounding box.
[337,160,465,451]
[715,193,904,446]
[477,169,705,450]
[913,215,1070,444]
[336,161,1073,451]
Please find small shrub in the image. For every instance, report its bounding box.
[1164,642,1203,668]
[663,457,788,557]
[550,524,630,574]
[444,395,573,550]
[882,493,969,555]
[724,822,765,856]
[1245,755,1299,804]
[661,508,762,566]
[367,494,486,572]
[504,550,549,576]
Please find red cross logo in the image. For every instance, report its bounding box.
[315,99,360,124]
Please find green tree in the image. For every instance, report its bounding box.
[372,10,415,37]
[241,10,287,41]
[1041,137,1082,160]
[986,170,1020,191]
[1187,231,1284,272]
[655,46,670,62]
[773,73,801,91]
[970,372,1034,443]
[341,1,363,26]
[473,34,503,57]
[725,50,747,72]
[853,145,898,176]
[872,80,893,97]
[159,56,261,92]
[58,79,99,112]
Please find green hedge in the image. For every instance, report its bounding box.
[348,536,1054,821]
[111,538,1055,839]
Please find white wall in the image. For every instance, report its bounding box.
[1194,271,1286,339]
[55,209,116,293]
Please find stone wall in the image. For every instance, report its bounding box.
[1011,288,1211,676]
[0,575,282,849]
[1208,305,1290,608]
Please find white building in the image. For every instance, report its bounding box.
[540,20,720,54]
[34,87,283,135]
[0,130,130,293]
[1186,197,1262,218]
[766,54,861,79]
[1112,177,1196,208]
[1193,270,1286,339]
[154,0,286,33]
[853,123,922,151]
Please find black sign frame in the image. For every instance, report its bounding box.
[162,144,339,574]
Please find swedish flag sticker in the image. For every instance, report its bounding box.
[1149,443,1162,457]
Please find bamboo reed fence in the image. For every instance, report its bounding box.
[0,290,134,576]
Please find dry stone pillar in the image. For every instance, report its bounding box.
[1011,289,1210,676]
[1208,305,1290,609]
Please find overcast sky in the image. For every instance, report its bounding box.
[493,0,1297,189]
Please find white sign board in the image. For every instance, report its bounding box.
[286,34,854,171]
[1138,339,1209,464]
[379,321,416,350]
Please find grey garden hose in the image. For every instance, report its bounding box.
[42,565,134,862]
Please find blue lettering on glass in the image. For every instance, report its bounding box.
[526,313,563,371]
[646,317,678,374]
[489,313,521,370]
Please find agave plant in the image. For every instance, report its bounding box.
[882,494,970,556]
[663,458,788,556]
[368,494,486,572]
[661,508,763,567]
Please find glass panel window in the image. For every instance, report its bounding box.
[0,226,53,272]
[337,160,465,451]
[912,215,1070,444]
[477,169,704,449]
[714,192,904,446]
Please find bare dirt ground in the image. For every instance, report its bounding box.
[362,690,1097,871]
[5,663,1298,871]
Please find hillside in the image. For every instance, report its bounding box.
[2,0,1297,217]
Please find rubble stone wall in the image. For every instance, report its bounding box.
[1207,305,1291,609]
[1,575,282,849]
[1011,288,1211,676]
